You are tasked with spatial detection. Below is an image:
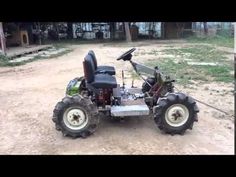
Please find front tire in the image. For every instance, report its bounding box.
[52,95,99,138]
[153,92,199,135]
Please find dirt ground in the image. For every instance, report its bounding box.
[0,40,234,154]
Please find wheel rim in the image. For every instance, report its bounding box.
[165,104,189,127]
[63,107,88,130]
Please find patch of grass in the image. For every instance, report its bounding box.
[0,49,73,67]
[33,48,73,60]
[0,55,36,67]
[143,57,233,85]
[52,43,67,49]
[160,44,234,84]
[162,45,228,63]
[197,65,233,83]
[134,49,159,56]
[165,45,175,48]
[186,35,234,48]
[0,54,11,66]
[145,58,192,85]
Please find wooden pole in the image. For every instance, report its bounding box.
[234,22,236,55]
[0,22,6,55]
[124,22,132,42]
[161,22,165,39]
[234,22,236,79]
[38,22,41,45]
[203,22,208,35]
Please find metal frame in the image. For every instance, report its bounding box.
[130,60,155,75]
[129,60,166,88]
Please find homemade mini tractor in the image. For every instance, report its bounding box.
[52,48,199,138]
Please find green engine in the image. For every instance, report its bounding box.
[66,77,84,96]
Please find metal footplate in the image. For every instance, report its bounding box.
[111,86,150,117]
[111,104,150,117]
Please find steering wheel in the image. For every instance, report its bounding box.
[116,48,136,61]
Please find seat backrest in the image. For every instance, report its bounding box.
[88,50,98,69]
[83,54,95,83]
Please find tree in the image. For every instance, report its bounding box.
[203,22,208,35]
[176,22,185,38]
[109,22,116,40]
[0,22,6,55]
[124,22,132,42]
[234,23,236,79]
[67,22,73,39]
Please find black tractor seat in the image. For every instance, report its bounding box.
[83,54,117,89]
[88,50,116,75]
[92,74,117,88]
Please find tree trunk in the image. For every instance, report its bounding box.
[203,22,208,35]
[192,22,196,30]
[37,22,42,45]
[124,22,132,42]
[67,22,73,39]
[161,22,165,39]
[0,22,6,55]
[110,22,116,40]
[52,22,59,40]
[234,23,236,79]
[234,23,236,54]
